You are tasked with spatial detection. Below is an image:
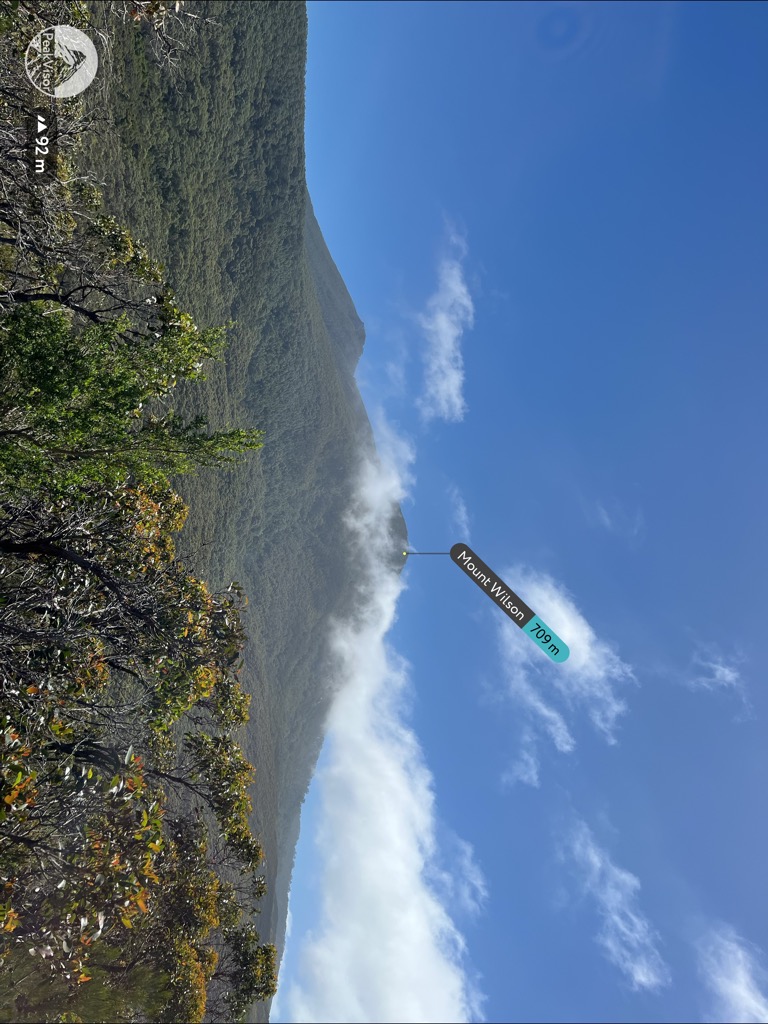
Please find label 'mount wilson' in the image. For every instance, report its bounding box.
[449,543,570,663]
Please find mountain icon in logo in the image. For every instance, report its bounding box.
[52,37,88,87]
[25,25,98,98]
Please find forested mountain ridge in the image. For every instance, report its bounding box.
[304,193,367,379]
[73,2,407,1018]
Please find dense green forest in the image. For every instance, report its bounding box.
[76,5,407,1004]
[0,2,279,1021]
[2,1,407,1020]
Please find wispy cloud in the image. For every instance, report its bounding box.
[686,648,750,712]
[697,925,768,1023]
[596,503,612,530]
[430,833,489,920]
[495,567,634,767]
[281,431,484,1024]
[448,482,471,540]
[586,497,644,541]
[502,730,540,788]
[566,820,670,991]
[417,236,474,423]
[453,838,488,917]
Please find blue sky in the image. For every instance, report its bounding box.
[273,3,768,1022]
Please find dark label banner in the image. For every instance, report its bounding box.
[449,543,535,628]
[449,543,570,662]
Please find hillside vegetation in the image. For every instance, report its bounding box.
[0,3,278,1021]
[2,2,407,1020]
[77,4,407,1004]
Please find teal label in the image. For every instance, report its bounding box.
[449,543,570,663]
[524,616,570,662]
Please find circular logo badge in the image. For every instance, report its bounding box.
[25,25,98,98]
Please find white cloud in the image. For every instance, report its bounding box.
[566,820,670,991]
[495,567,634,767]
[429,834,489,920]
[591,499,644,540]
[687,649,749,711]
[453,838,488,917]
[596,502,613,530]
[417,237,474,423]
[502,731,540,788]
[698,925,768,1024]
[281,432,484,1024]
[448,483,471,541]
